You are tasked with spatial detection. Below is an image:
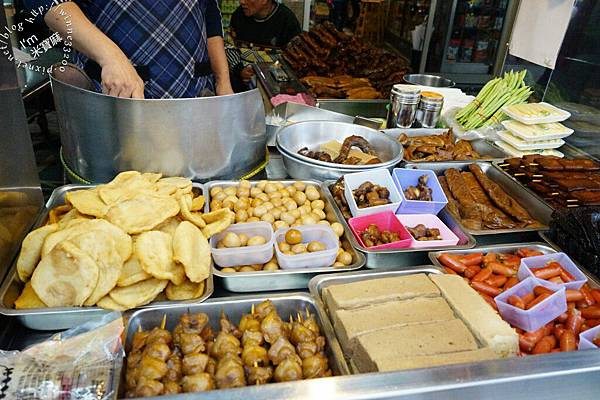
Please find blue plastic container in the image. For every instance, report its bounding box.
[392,168,448,215]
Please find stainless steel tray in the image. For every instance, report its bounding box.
[0,183,214,331]
[123,292,351,398]
[323,181,476,269]
[382,129,509,164]
[428,242,557,268]
[204,180,365,292]
[404,161,553,244]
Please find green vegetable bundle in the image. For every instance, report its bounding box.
[456,70,532,130]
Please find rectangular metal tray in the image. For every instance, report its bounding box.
[323,181,476,269]
[428,242,557,268]
[429,240,600,289]
[204,180,365,292]
[382,129,509,163]
[0,184,214,331]
[404,161,553,244]
[123,292,351,398]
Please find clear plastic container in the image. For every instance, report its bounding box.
[392,168,448,215]
[497,130,565,150]
[274,225,339,269]
[348,210,412,250]
[495,277,567,333]
[210,222,274,268]
[395,214,459,248]
[501,120,574,141]
[579,324,600,350]
[518,252,587,290]
[344,168,402,218]
[501,102,571,125]
[494,140,565,158]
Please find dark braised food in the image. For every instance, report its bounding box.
[407,224,442,241]
[297,135,382,166]
[329,178,352,219]
[359,224,401,247]
[398,130,487,162]
[404,175,433,201]
[353,182,391,208]
[124,300,331,397]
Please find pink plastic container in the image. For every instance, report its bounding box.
[579,324,600,350]
[348,211,412,250]
[395,214,459,248]
[495,277,567,332]
[518,252,587,290]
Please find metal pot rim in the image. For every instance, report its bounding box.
[276,120,403,169]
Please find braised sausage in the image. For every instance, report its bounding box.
[504,277,519,290]
[485,275,508,288]
[560,330,577,352]
[460,253,483,266]
[488,262,515,277]
[471,281,502,297]
[566,308,584,335]
[533,286,555,297]
[565,290,584,303]
[438,254,468,274]
[533,265,561,280]
[526,293,551,310]
[472,268,493,283]
[508,295,525,309]
[532,335,556,354]
[581,305,600,319]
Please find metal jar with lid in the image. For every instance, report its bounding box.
[387,84,421,128]
[417,91,444,128]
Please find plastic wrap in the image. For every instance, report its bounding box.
[443,107,503,141]
[0,312,124,400]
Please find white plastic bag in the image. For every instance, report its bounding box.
[0,312,124,400]
[443,107,504,141]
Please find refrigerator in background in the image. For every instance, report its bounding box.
[423,0,518,88]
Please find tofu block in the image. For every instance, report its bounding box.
[333,297,456,354]
[370,348,499,373]
[322,274,440,313]
[430,274,519,358]
[352,319,479,373]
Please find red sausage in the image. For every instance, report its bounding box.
[533,286,555,297]
[504,277,519,290]
[533,265,561,280]
[488,262,516,277]
[557,312,569,323]
[522,292,535,306]
[519,327,546,352]
[464,265,481,279]
[526,293,551,310]
[438,254,468,274]
[580,285,596,306]
[482,253,497,264]
[585,319,600,328]
[581,305,600,319]
[459,253,483,266]
[472,267,492,282]
[471,281,502,297]
[566,308,584,335]
[553,324,566,341]
[548,276,564,284]
[590,289,600,304]
[532,335,557,354]
[444,266,458,275]
[560,330,577,352]
[508,295,525,309]
[565,290,584,303]
[559,268,574,283]
[485,275,508,288]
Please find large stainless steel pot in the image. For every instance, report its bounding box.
[50,64,266,183]
[276,121,403,169]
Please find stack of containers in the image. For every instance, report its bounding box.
[343,168,459,249]
[495,102,573,157]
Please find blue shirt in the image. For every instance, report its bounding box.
[26,0,224,98]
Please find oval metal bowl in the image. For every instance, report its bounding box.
[277,143,394,181]
[276,121,403,170]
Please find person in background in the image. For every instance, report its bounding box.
[24,0,233,99]
[229,0,301,91]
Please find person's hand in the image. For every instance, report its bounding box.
[216,80,234,96]
[240,65,255,83]
[100,55,145,99]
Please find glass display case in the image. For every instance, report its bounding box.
[424,0,517,86]
[503,0,600,159]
